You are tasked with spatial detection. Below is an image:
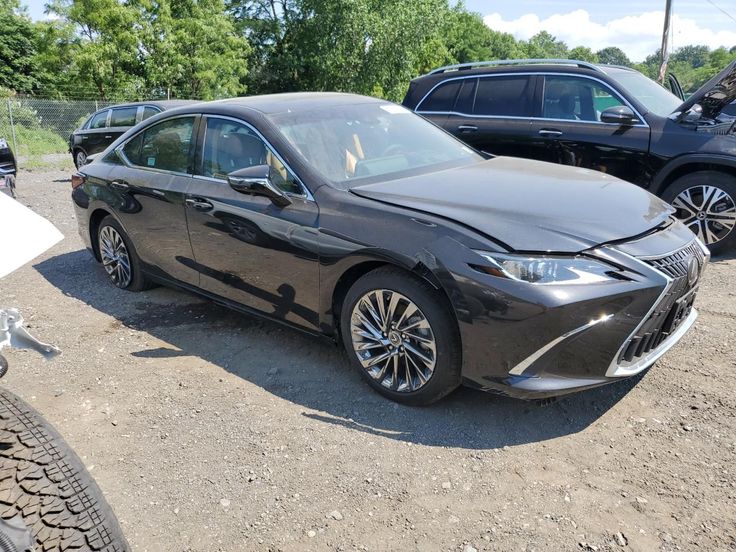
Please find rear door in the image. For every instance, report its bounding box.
[529,75,651,186]
[107,115,200,286]
[441,74,538,158]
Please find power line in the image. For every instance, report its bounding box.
[705,0,736,24]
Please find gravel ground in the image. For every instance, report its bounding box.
[2,169,735,552]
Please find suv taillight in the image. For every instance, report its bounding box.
[71,173,86,190]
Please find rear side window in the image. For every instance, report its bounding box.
[474,76,533,117]
[122,117,195,173]
[142,106,160,120]
[419,81,461,112]
[110,107,138,127]
[88,110,109,129]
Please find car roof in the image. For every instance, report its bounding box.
[198,92,387,115]
[94,100,197,112]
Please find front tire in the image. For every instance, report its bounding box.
[74,149,87,169]
[340,267,462,405]
[662,171,736,255]
[0,388,130,551]
[97,216,152,291]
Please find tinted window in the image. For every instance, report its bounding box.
[122,117,195,173]
[142,106,160,120]
[200,117,301,194]
[110,107,138,127]
[420,81,461,112]
[454,79,477,113]
[544,76,631,122]
[474,76,533,117]
[88,110,109,129]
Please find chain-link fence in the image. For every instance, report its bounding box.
[0,97,117,168]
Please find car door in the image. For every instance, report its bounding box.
[440,74,538,157]
[184,115,321,332]
[106,114,200,286]
[78,109,111,155]
[107,106,139,145]
[529,75,652,187]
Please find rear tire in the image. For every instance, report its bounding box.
[662,171,736,255]
[97,216,153,291]
[0,388,129,551]
[339,267,462,405]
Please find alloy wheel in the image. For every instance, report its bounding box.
[671,185,736,245]
[99,226,132,288]
[76,150,87,168]
[350,289,437,393]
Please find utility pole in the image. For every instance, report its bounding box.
[658,0,673,83]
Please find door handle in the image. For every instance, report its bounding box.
[110,180,129,191]
[186,198,214,211]
[104,135,113,139]
[457,125,478,133]
[538,129,563,137]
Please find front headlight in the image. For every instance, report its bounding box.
[474,251,620,285]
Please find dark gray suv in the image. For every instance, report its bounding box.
[404,59,736,254]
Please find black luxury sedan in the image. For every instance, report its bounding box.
[0,137,17,198]
[72,93,708,405]
[69,100,194,168]
[403,59,736,254]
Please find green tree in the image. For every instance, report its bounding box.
[522,31,568,59]
[596,46,631,66]
[0,0,39,93]
[569,46,598,63]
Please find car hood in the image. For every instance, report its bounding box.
[350,157,674,253]
[675,60,736,120]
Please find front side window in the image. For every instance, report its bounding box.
[110,107,138,127]
[199,117,301,194]
[474,76,533,117]
[543,76,632,123]
[122,117,195,173]
[88,110,109,129]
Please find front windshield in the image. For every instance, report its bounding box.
[268,102,481,188]
[607,68,682,117]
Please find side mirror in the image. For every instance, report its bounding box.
[227,165,291,208]
[600,106,640,126]
[680,103,703,124]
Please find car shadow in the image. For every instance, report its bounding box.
[34,249,643,450]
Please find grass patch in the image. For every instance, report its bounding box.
[12,126,69,157]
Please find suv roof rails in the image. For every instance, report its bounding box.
[427,59,604,76]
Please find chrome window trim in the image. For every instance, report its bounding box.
[115,113,198,177]
[415,71,649,128]
[196,114,314,202]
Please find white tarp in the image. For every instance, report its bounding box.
[0,193,64,279]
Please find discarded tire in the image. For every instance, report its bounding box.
[0,388,129,551]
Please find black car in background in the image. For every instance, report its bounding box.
[404,59,736,254]
[72,93,706,405]
[0,137,17,197]
[69,100,194,168]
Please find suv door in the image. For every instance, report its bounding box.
[529,75,651,186]
[107,115,200,286]
[440,74,538,157]
[185,115,321,332]
[77,109,111,155]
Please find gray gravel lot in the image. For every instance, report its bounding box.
[2,169,735,552]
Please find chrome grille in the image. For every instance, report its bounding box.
[618,241,704,365]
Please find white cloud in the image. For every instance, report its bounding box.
[483,9,736,62]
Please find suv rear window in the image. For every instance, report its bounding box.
[474,76,533,117]
[142,106,160,120]
[110,107,138,127]
[419,81,461,112]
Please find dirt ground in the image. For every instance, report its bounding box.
[1,169,735,552]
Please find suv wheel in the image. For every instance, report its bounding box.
[663,171,736,255]
[339,267,461,405]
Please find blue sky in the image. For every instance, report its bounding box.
[21,0,736,62]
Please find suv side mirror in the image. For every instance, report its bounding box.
[600,106,640,126]
[227,165,292,208]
